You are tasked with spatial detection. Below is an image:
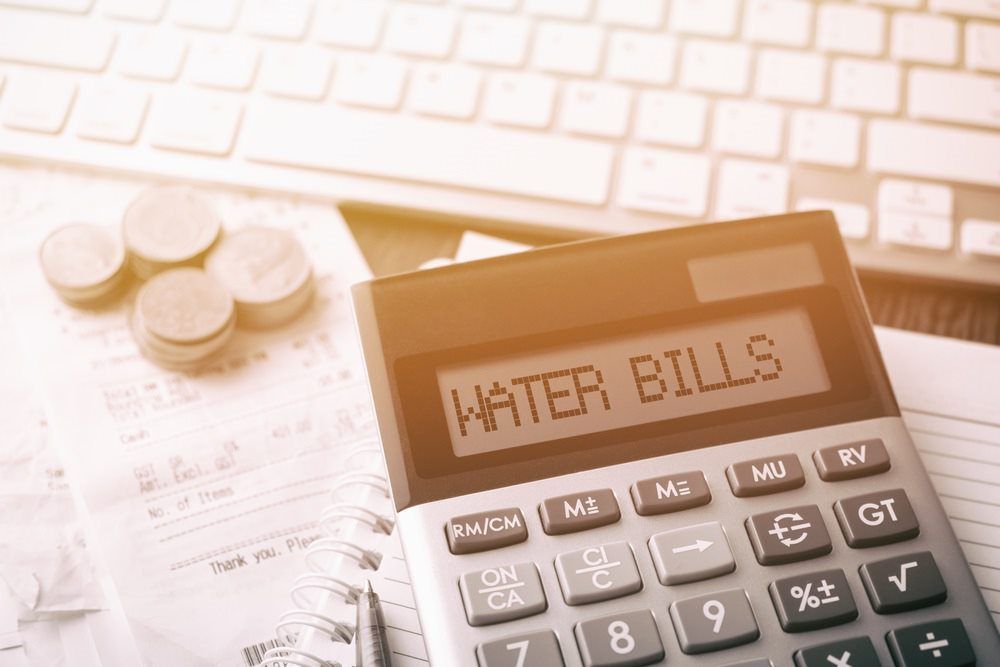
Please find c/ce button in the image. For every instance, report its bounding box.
[447,507,528,555]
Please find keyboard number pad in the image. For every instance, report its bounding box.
[555,541,642,605]
[460,563,546,626]
[574,609,665,667]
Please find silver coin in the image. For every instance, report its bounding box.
[134,268,235,345]
[130,306,236,371]
[122,186,222,271]
[39,223,127,303]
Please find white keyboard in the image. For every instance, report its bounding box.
[1,0,999,286]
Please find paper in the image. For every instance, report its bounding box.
[1,165,378,666]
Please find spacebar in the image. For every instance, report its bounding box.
[242,101,613,205]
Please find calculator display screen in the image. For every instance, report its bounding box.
[438,307,830,457]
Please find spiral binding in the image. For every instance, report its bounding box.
[263,456,394,667]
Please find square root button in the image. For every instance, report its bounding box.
[746,504,833,565]
[834,488,919,548]
[460,562,547,626]
[540,488,620,535]
[648,521,736,585]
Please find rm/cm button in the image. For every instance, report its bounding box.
[447,508,528,555]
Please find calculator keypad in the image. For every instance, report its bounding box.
[669,588,760,654]
[834,488,920,548]
[460,563,547,626]
[886,618,975,667]
[574,609,664,667]
[793,636,881,667]
[648,521,735,585]
[631,470,711,515]
[540,488,620,535]
[859,551,947,614]
[555,541,642,606]
[476,630,564,667]
[745,504,833,565]
[768,568,858,633]
[813,439,891,481]
[727,453,806,497]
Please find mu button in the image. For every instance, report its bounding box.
[834,488,919,548]
[727,453,805,497]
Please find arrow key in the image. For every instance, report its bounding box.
[648,521,736,585]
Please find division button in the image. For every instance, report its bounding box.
[631,470,711,515]
[859,551,947,614]
[834,488,920,548]
[746,504,833,565]
[540,488,620,535]
[459,562,547,626]
[886,618,975,667]
[555,541,642,606]
[727,453,805,497]
[648,521,736,585]
[669,588,760,655]
[769,568,858,633]
[813,439,891,481]
[477,630,564,667]
[447,507,528,555]
[574,609,664,667]
[794,636,881,667]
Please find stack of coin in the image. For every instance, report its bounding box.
[130,268,236,370]
[38,223,128,306]
[122,185,222,280]
[204,226,315,328]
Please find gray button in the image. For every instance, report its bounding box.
[769,568,858,632]
[574,609,664,667]
[540,488,620,535]
[476,630,564,667]
[723,660,773,667]
[860,551,947,614]
[834,488,919,548]
[813,439,891,481]
[648,521,736,585]
[669,588,759,654]
[887,618,975,667]
[460,562,546,626]
[794,636,881,667]
[727,453,805,497]
[556,541,642,605]
[447,507,528,555]
[631,470,711,515]
[746,504,833,565]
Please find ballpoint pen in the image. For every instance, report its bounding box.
[356,580,393,667]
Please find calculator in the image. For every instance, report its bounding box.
[353,212,999,667]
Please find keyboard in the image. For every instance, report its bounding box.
[0,0,998,287]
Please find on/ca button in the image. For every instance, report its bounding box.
[446,507,528,555]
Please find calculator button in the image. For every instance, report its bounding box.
[574,609,664,667]
[476,630,564,667]
[859,551,947,614]
[746,504,833,565]
[769,568,858,633]
[727,453,805,497]
[648,521,736,585]
[794,636,881,667]
[631,470,711,515]
[540,488,620,535]
[447,507,528,555]
[833,488,919,548]
[723,660,773,667]
[669,588,760,654]
[886,618,975,667]
[459,563,547,626]
[555,541,642,606]
[813,439,891,482]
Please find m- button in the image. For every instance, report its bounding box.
[540,489,620,535]
[813,439,891,481]
[447,508,528,554]
[834,488,919,548]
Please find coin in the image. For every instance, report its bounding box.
[39,223,128,304]
[204,226,315,328]
[122,186,222,279]
[134,268,235,345]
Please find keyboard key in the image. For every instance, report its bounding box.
[631,470,710,515]
[408,63,480,119]
[458,0,517,10]
[333,54,406,110]
[891,12,958,65]
[746,504,833,565]
[908,68,1000,130]
[384,3,457,59]
[648,521,735,585]
[0,9,115,72]
[714,159,789,220]
[755,49,826,105]
[460,563,546,626]
[148,92,242,156]
[484,72,556,128]
[532,21,604,76]
[187,38,259,91]
[102,0,166,22]
[680,39,750,95]
[540,488,619,535]
[458,12,530,67]
[560,81,631,139]
[670,589,759,654]
[555,541,642,605]
[860,551,947,614]
[477,630,564,667]
[525,0,591,20]
[796,198,870,240]
[617,147,711,217]
[966,22,1000,73]
[172,0,240,31]
[669,0,739,37]
[0,0,90,11]
[726,660,773,667]
[634,90,706,148]
[259,46,332,101]
[596,0,664,28]
[313,0,386,50]
[831,58,901,114]
[789,110,861,169]
[116,29,187,82]
[604,31,676,85]
[878,179,954,251]
[886,618,976,667]
[241,0,312,40]
[794,636,881,667]
[868,119,1000,188]
[742,0,813,48]
[727,453,805,497]
[769,569,858,632]
[834,488,920,548]
[961,218,1000,258]
[711,100,784,158]
[817,4,885,56]
[929,0,1000,19]
[447,507,527,555]
[575,610,664,667]
[813,439,890,481]
[1,72,75,134]
[75,82,148,144]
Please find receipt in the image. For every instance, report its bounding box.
[2,166,377,666]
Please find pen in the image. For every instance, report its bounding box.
[356,580,393,667]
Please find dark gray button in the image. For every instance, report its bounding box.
[631,470,711,515]
[555,541,642,605]
[813,439,891,481]
[887,618,975,667]
[574,609,664,667]
[727,453,805,497]
[794,636,882,667]
[669,588,759,654]
[447,507,528,554]
[540,488,620,535]
[746,504,833,565]
[834,488,919,548]
[859,551,947,614]
[723,660,773,667]
[769,568,858,632]
[476,630,564,667]
[648,521,736,585]
[459,562,546,626]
